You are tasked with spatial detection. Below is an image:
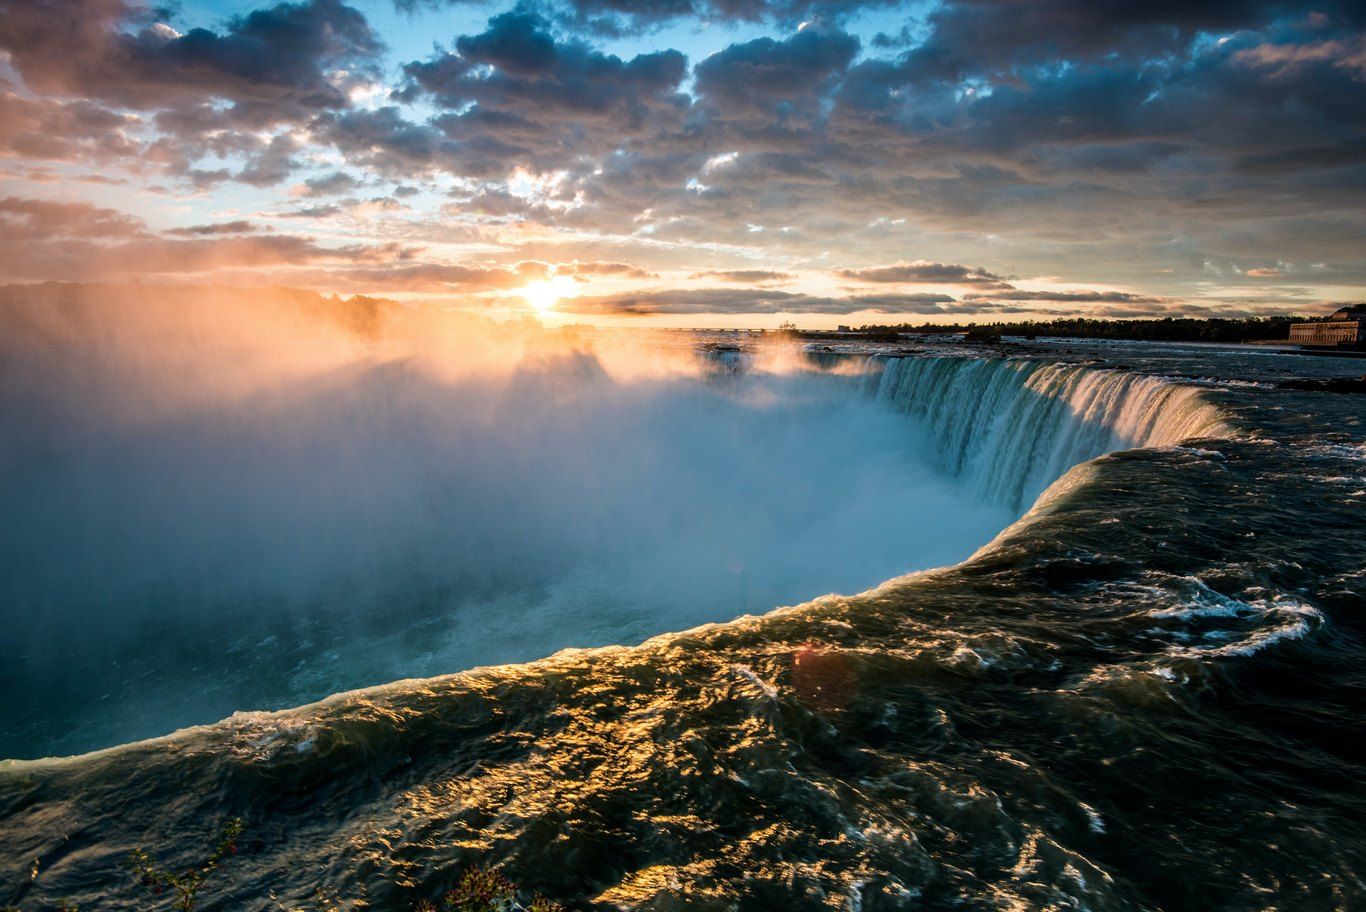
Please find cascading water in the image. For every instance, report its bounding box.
[867,355,1232,510]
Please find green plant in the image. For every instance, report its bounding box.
[127,817,244,912]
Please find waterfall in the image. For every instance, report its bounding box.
[867,356,1232,511]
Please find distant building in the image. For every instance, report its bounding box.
[1289,310,1366,348]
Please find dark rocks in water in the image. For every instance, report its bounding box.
[1277,375,1366,393]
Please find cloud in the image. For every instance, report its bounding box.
[299,171,365,197]
[236,133,301,187]
[559,287,962,315]
[848,293,982,313]
[0,196,148,240]
[0,196,413,280]
[894,0,1363,84]
[562,288,804,315]
[1,236,410,282]
[312,106,466,177]
[1,0,1363,313]
[394,0,895,30]
[689,270,795,283]
[400,10,688,171]
[962,288,1169,305]
[277,196,406,219]
[555,261,659,279]
[837,261,1006,285]
[694,28,859,119]
[1234,36,1366,79]
[165,221,265,237]
[0,93,142,164]
[320,262,534,292]
[0,0,384,128]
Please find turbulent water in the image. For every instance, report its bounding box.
[2,330,1364,911]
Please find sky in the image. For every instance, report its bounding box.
[0,0,1363,328]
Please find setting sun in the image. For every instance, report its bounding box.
[520,276,579,313]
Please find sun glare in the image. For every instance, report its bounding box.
[520,276,579,313]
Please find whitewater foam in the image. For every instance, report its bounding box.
[867,356,1231,510]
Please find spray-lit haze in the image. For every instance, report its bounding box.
[1,287,1024,756]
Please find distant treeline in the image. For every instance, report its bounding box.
[827,315,1303,344]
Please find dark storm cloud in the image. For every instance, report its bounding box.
[917,40,1366,166]
[304,0,1362,263]
[0,0,383,127]
[712,152,834,184]
[312,106,467,177]
[896,0,1364,83]
[693,28,859,119]
[400,10,687,169]
[533,9,1364,249]
[826,5,1366,179]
